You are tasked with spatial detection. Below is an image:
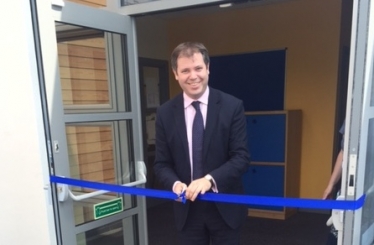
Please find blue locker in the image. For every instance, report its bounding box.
[246,114,286,162]
[242,165,284,211]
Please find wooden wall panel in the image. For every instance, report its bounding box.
[58,37,109,105]
[59,56,106,70]
[58,43,106,58]
[66,0,106,7]
[66,126,115,194]
[68,38,105,48]
[61,79,108,91]
[60,67,107,80]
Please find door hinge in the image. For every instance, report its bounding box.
[47,140,55,175]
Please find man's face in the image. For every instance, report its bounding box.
[173,52,209,100]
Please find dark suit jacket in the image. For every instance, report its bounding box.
[153,87,250,231]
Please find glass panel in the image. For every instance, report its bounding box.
[55,23,130,112]
[65,0,107,8]
[361,119,374,234]
[371,69,374,106]
[122,0,160,6]
[66,121,135,225]
[58,36,109,106]
[76,216,137,245]
[56,24,110,109]
[143,67,160,109]
[143,66,159,147]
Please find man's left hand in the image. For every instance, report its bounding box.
[185,178,212,201]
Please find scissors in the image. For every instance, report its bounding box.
[177,186,187,203]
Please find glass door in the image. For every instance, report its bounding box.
[34,1,147,244]
[339,0,374,244]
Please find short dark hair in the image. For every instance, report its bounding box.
[170,42,210,72]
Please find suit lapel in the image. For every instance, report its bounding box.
[172,94,190,165]
[203,88,221,162]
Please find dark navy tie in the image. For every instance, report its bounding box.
[192,101,204,179]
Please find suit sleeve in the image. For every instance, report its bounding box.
[153,107,180,191]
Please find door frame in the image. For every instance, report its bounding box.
[138,57,169,192]
[34,1,148,244]
[33,0,374,244]
[341,0,374,244]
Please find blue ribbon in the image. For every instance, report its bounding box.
[50,175,365,210]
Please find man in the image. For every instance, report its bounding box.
[153,42,250,245]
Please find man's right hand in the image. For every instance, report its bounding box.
[173,182,187,202]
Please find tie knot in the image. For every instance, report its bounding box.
[192,101,201,111]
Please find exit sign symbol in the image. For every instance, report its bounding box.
[94,197,123,220]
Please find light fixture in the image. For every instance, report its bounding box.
[219,3,233,8]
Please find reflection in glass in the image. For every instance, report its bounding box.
[76,216,137,245]
[361,119,374,233]
[122,0,159,6]
[67,124,114,182]
[371,71,374,106]
[55,23,130,112]
[65,0,106,8]
[66,121,135,225]
[57,31,110,107]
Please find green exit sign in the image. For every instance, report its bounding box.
[94,197,123,220]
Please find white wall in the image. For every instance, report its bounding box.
[0,1,57,244]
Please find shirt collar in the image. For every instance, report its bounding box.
[183,86,209,109]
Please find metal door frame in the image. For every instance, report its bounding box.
[33,1,147,244]
[341,0,374,244]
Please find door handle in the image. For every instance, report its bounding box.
[57,161,147,202]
